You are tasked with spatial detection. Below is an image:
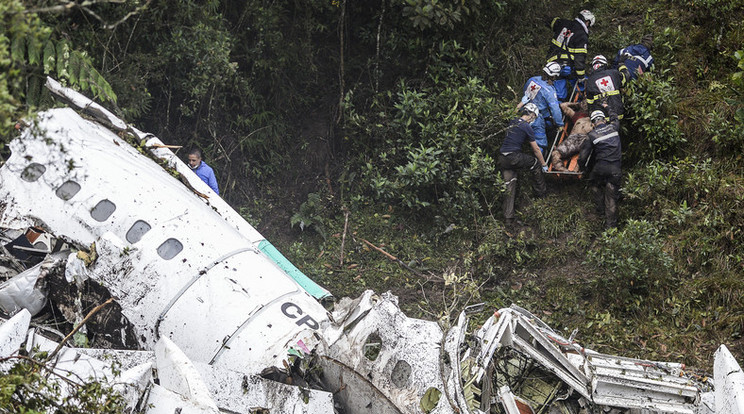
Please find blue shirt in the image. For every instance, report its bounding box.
[192,161,219,195]
[500,118,536,154]
[520,76,564,127]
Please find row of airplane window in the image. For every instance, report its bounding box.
[21,162,183,260]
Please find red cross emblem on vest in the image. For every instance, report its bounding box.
[595,75,615,93]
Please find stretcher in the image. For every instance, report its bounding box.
[545,83,585,178]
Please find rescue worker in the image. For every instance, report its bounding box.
[498,103,548,227]
[578,105,621,229]
[614,34,654,81]
[547,10,595,100]
[551,100,592,171]
[517,62,564,156]
[585,55,629,119]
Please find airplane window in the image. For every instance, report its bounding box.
[21,163,46,182]
[157,238,183,260]
[126,220,152,244]
[91,199,116,222]
[391,359,411,388]
[363,333,382,361]
[55,181,81,200]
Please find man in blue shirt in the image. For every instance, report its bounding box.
[498,103,548,227]
[518,62,565,156]
[614,34,654,81]
[187,149,220,195]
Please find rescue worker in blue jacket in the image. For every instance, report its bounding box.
[517,62,565,156]
[547,10,595,100]
[585,55,629,120]
[187,148,220,195]
[613,34,654,81]
[578,105,621,229]
[498,103,548,227]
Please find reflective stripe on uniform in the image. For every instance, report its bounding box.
[586,90,620,103]
[592,131,619,144]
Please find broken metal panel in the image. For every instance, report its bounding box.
[0,260,48,316]
[143,385,220,414]
[154,336,219,412]
[442,311,476,413]
[473,309,516,377]
[194,362,336,413]
[715,345,744,414]
[324,291,454,413]
[0,309,31,368]
[588,352,700,411]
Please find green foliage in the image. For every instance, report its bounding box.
[623,157,743,273]
[402,0,485,30]
[708,50,744,152]
[624,71,685,162]
[585,220,674,312]
[0,355,127,413]
[344,41,506,222]
[291,192,329,240]
[0,0,117,147]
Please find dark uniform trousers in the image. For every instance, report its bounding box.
[498,152,546,222]
[589,161,621,229]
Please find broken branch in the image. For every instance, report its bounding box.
[360,238,425,278]
[146,144,183,149]
[339,208,349,266]
[46,298,114,362]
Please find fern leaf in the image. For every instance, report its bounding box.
[68,52,81,86]
[78,63,90,91]
[43,40,55,74]
[11,35,25,63]
[56,39,70,80]
[27,76,42,107]
[28,38,41,66]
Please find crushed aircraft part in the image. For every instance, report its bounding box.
[715,345,744,414]
[0,251,66,316]
[0,77,742,413]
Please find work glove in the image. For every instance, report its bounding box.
[542,165,549,173]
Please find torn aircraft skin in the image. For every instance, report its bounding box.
[0,78,742,413]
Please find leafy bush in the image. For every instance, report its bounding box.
[0,0,117,146]
[0,353,127,413]
[344,40,510,222]
[291,191,329,240]
[624,71,685,162]
[708,50,744,153]
[585,220,674,313]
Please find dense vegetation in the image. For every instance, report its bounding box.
[2,1,743,407]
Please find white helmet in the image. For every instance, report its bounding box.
[543,61,561,78]
[592,54,608,70]
[579,10,595,27]
[590,110,605,123]
[523,103,539,118]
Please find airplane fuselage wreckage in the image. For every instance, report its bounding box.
[0,78,742,413]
